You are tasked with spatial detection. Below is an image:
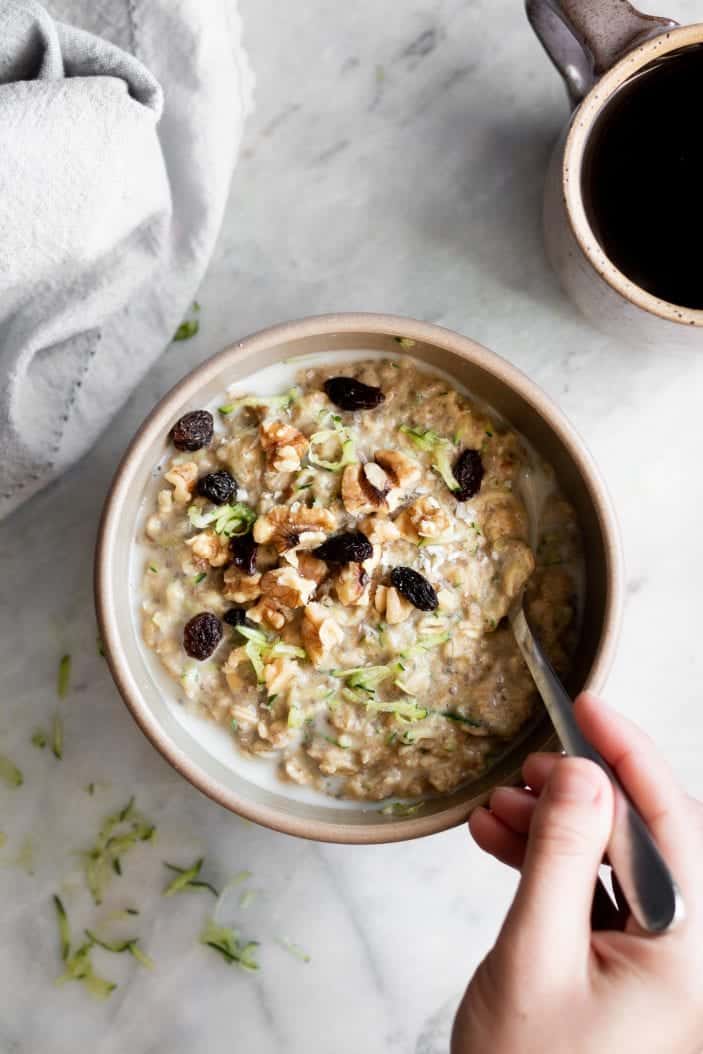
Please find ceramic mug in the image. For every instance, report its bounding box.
[527,1,703,346]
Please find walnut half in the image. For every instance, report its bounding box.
[260,420,309,473]
[301,602,344,666]
[253,503,336,553]
[164,461,198,504]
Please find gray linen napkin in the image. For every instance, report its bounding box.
[0,0,253,518]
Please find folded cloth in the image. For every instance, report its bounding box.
[0,0,253,518]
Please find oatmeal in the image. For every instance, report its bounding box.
[139,358,582,802]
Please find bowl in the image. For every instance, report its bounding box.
[95,313,624,843]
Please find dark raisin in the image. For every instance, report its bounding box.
[183,612,223,660]
[223,607,253,628]
[197,469,238,505]
[229,531,258,576]
[390,566,438,611]
[453,448,484,501]
[313,530,373,564]
[323,376,385,411]
[171,410,214,451]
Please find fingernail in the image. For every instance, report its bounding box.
[547,761,602,803]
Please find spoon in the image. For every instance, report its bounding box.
[509,602,683,934]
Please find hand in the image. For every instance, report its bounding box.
[452,693,703,1054]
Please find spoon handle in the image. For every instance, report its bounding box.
[510,606,683,934]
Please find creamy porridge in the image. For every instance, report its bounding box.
[139,357,582,802]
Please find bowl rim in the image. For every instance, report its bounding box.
[95,312,624,844]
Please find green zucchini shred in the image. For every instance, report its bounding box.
[80,797,155,905]
[0,755,23,788]
[200,919,260,971]
[57,654,71,698]
[163,858,218,897]
[276,937,311,963]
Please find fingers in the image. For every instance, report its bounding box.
[522,752,559,793]
[469,806,526,869]
[574,693,694,891]
[490,786,537,836]
[501,757,613,975]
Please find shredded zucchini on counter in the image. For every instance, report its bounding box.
[201,918,260,971]
[163,857,218,897]
[81,797,155,905]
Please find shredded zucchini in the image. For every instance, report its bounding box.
[163,858,218,897]
[239,888,258,910]
[51,711,63,760]
[31,729,47,749]
[53,895,71,961]
[81,797,155,905]
[276,937,311,963]
[173,318,199,342]
[218,387,299,415]
[0,755,23,788]
[200,919,260,971]
[399,425,459,492]
[308,418,357,472]
[53,898,117,999]
[57,654,71,698]
[85,930,154,969]
[187,501,256,537]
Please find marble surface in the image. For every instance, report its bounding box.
[2,1,703,1051]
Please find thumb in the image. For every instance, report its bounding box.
[502,757,613,973]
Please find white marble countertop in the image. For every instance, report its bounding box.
[2,1,703,1051]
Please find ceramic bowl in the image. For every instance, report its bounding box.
[95,313,624,843]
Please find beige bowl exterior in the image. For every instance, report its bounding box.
[95,313,624,844]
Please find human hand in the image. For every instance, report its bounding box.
[452,693,703,1054]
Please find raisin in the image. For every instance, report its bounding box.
[229,531,258,576]
[313,530,373,564]
[197,469,238,505]
[223,607,253,628]
[390,566,438,611]
[323,376,385,411]
[171,410,214,451]
[453,448,484,501]
[183,612,223,660]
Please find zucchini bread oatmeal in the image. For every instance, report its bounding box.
[140,357,582,802]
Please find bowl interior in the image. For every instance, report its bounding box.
[96,316,621,843]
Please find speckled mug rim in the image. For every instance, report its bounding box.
[563,23,703,327]
[95,313,624,844]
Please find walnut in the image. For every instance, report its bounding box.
[260,566,317,609]
[260,420,309,473]
[295,551,329,584]
[223,648,248,693]
[253,503,336,553]
[360,515,401,545]
[223,566,262,603]
[341,464,384,517]
[335,563,369,607]
[247,596,293,631]
[374,584,413,624]
[263,656,298,697]
[374,449,422,491]
[301,602,344,666]
[164,461,198,504]
[185,530,231,567]
[396,496,452,542]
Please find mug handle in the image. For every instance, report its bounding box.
[526,0,677,106]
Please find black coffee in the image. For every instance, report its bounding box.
[582,45,703,310]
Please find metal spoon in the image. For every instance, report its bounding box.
[510,602,683,934]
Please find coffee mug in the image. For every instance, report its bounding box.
[527,1,703,347]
